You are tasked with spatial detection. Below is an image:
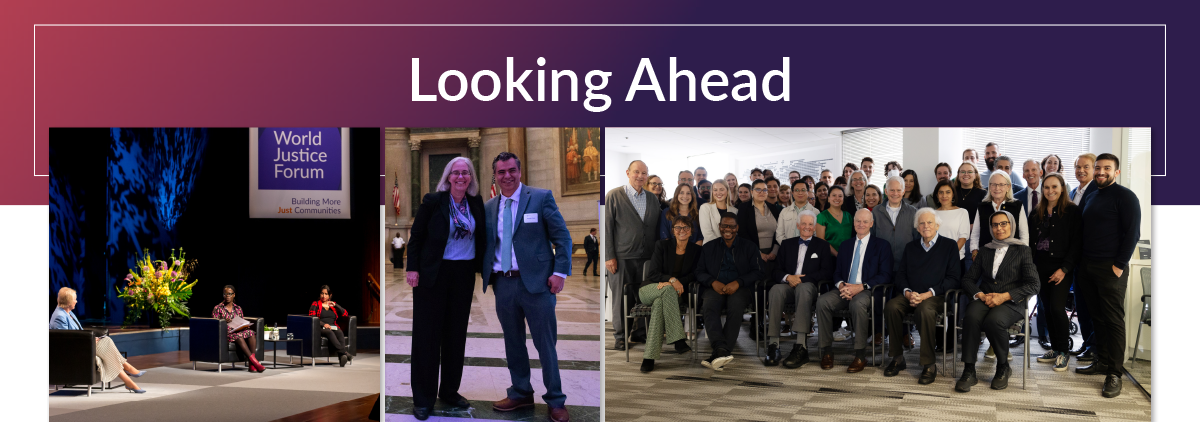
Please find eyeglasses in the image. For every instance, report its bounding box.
[753,188,768,193]
[991,221,1011,228]
[672,226,690,232]
[450,171,471,177]
[718,224,737,229]
[958,170,976,175]
[989,183,1010,188]
[648,182,663,187]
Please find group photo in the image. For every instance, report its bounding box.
[602,127,1152,421]
[48,128,383,422]
[382,128,602,422]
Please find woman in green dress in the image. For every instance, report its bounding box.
[815,185,854,257]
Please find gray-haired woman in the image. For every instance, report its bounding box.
[955,210,1040,393]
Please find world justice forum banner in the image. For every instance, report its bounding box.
[249,127,351,219]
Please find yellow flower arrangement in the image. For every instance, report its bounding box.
[116,248,199,328]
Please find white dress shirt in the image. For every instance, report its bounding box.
[974,245,1011,301]
[780,236,812,283]
[838,234,871,288]
[1072,180,1092,206]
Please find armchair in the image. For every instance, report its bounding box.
[286,314,357,366]
[49,329,120,396]
[188,317,265,372]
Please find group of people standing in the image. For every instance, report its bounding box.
[605,141,1141,399]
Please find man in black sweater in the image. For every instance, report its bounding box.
[883,208,961,384]
[1075,153,1142,399]
[694,213,763,371]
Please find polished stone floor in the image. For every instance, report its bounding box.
[384,259,602,422]
[605,311,1151,422]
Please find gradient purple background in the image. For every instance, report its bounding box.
[7,3,1181,204]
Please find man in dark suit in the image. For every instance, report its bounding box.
[883,209,961,384]
[694,213,762,371]
[583,228,599,276]
[480,152,574,422]
[816,209,893,373]
[764,210,835,368]
[955,211,1040,393]
[1068,153,1098,361]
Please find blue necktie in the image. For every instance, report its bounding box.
[848,239,863,285]
[501,198,514,272]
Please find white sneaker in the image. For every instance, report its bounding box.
[712,355,734,370]
[833,327,853,342]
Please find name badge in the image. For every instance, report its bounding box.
[524,213,538,223]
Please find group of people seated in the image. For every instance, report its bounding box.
[50,284,356,394]
[606,142,1141,399]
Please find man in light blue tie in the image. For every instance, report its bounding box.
[816,209,893,373]
[480,152,574,422]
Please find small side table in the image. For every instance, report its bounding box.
[263,338,304,369]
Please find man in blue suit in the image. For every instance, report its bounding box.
[480,152,574,422]
[816,209,893,373]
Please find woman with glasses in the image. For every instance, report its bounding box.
[213,285,265,373]
[406,157,487,420]
[776,180,819,243]
[737,179,783,273]
[639,216,702,373]
[660,184,703,245]
[1029,173,1083,372]
[700,180,738,244]
[970,171,1029,260]
[646,175,669,210]
[815,185,853,257]
[955,210,1040,393]
[847,170,868,212]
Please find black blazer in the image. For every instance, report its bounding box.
[407,191,487,285]
[962,244,1040,305]
[584,234,599,254]
[735,201,782,249]
[1028,202,1083,275]
[644,238,703,289]
[695,237,763,288]
[771,236,836,286]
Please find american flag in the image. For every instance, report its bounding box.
[392,172,401,215]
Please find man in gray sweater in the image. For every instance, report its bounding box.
[604,160,660,350]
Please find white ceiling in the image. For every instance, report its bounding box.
[605,127,858,155]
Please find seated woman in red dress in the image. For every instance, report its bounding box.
[213,285,266,373]
[308,284,352,367]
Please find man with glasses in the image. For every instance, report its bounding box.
[697,179,712,206]
[980,144,1027,191]
[1075,153,1141,399]
[695,213,762,371]
[677,170,695,188]
[870,176,919,347]
[788,171,801,186]
[604,160,661,350]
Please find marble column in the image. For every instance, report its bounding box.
[468,136,482,178]
[409,138,422,213]
[507,128,527,184]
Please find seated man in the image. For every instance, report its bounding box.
[694,213,762,371]
[883,208,961,384]
[956,210,1040,392]
[765,210,835,368]
[816,209,893,373]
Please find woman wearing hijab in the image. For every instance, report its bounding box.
[407,157,487,420]
[955,210,1040,393]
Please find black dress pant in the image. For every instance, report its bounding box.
[411,260,476,408]
[584,252,598,275]
[701,286,754,351]
[320,327,347,354]
[961,299,1023,364]
[1076,256,1129,376]
[1035,255,1072,354]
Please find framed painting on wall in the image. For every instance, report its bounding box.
[561,127,601,196]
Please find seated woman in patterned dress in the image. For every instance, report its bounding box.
[50,287,148,393]
[213,285,266,373]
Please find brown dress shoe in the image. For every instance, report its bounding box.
[492,396,535,412]
[847,357,867,373]
[820,354,834,370]
[873,332,883,346]
[550,407,571,422]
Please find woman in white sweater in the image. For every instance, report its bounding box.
[698,179,738,244]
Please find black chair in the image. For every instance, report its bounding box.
[189,317,265,372]
[816,281,890,367]
[948,298,1031,389]
[1133,267,1151,362]
[886,289,962,376]
[622,261,695,362]
[689,268,763,359]
[287,314,357,366]
[50,329,127,396]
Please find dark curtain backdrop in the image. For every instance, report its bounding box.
[49,128,380,327]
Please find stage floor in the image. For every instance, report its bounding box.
[383,259,602,422]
